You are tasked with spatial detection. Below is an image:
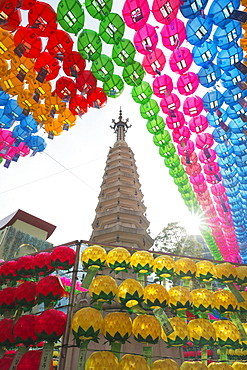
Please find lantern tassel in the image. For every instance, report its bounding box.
[77,340,89,370]
[9,346,28,370]
[220,347,228,363]
[153,307,174,336]
[137,272,145,287]
[39,342,54,370]
[230,312,247,341]
[227,283,245,303]
[142,346,153,367]
[111,342,121,361]
[201,345,208,366]
[81,266,99,289]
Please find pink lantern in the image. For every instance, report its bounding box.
[190,173,205,185]
[152,74,173,98]
[166,111,185,129]
[206,174,222,184]
[0,130,15,149]
[169,47,193,75]
[122,0,150,31]
[142,48,166,75]
[204,162,220,175]
[133,24,158,55]
[189,115,208,133]
[198,148,216,163]
[211,184,225,196]
[172,126,191,145]
[177,139,194,156]
[161,18,186,50]
[183,96,204,117]
[152,0,180,25]
[160,93,180,114]
[177,72,199,96]
[185,163,202,176]
[193,182,207,193]
[181,152,198,166]
[195,133,214,149]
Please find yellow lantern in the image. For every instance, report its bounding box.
[236,266,247,286]
[161,317,189,346]
[85,351,118,370]
[17,89,40,112]
[89,275,117,303]
[144,283,169,309]
[101,312,132,344]
[208,363,234,370]
[58,108,77,130]
[71,307,103,344]
[0,29,15,60]
[232,362,247,370]
[151,359,180,370]
[81,245,107,270]
[32,104,53,125]
[168,286,192,310]
[0,71,24,96]
[174,258,197,280]
[153,255,175,279]
[132,314,161,344]
[213,290,238,313]
[44,119,64,137]
[196,260,217,282]
[188,318,216,346]
[28,76,52,100]
[130,250,154,274]
[117,278,144,308]
[213,320,241,347]
[241,323,247,348]
[53,360,59,367]
[192,288,215,312]
[106,247,131,273]
[118,354,150,370]
[237,291,247,313]
[45,95,66,114]
[181,361,208,370]
[215,263,237,284]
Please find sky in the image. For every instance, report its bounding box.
[0,0,204,246]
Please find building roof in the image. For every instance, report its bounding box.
[0,209,56,239]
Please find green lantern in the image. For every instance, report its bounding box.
[132,81,152,104]
[159,142,176,158]
[57,0,84,35]
[153,130,171,147]
[140,99,159,119]
[181,192,196,201]
[77,29,102,61]
[178,183,192,194]
[122,61,145,86]
[103,74,124,98]
[99,13,125,44]
[170,165,185,178]
[85,0,113,20]
[91,54,114,82]
[174,173,189,186]
[146,116,165,135]
[112,39,136,67]
[164,154,180,169]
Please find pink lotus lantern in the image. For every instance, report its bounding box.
[33,252,54,276]
[177,139,194,156]
[189,115,208,133]
[195,133,214,149]
[166,111,185,129]
[152,74,173,98]
[190,173,205,186]
[198,148,216,163]
[177,72,199,96]
[181,152,198,166]
[206,174,222,184]
[161,18,186,50]
[14,314,38,346]
[152,0,180,24]
[172,126,191,145]
[204,162,220,176]
[133,24,158,55]
[183,96,204,117]
[160,93,180,114]
[185,163,202,176]
[15,281,37,309]
[122,0,150,30]
[193,181,207,194]
[211,184,225,196]
[169,47,193,75]
[142,48,166,75]
[0,260,17,282]
[0,130,15,152]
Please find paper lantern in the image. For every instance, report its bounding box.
[14,314,38,345]
[34,52,60,82]
[177,73,199,96]
[77,29,102,61]
[0,260,17,282]
[57,0,85,35]
[161,18,186,50]
[130,250,154,273]
[208,0,240,28]
[146,116,165,134]
[236,266,247,286]
[152,359,180,370]
[106,247,131,272]
[89,275,117,303]
[188,318,216,346]
[85,351,118,370]
[153,74,173,98]
[87,88,106,109]
[17,350,53,370]
[50,246,76,270]
[119,354,150,370]
[134,24,158,55]
[85,0,112,20]
[140,99,160,119]
[196,260,217,281]
[131,81,153,104]
[160,93,180,114]
[122,61,145,86]
[192,40,217,67]
[72,307,103,343]
[36,275,65,306]
[181,362,208,370]
[15,255,35,277]
[0,287,16,314]
[35,309,66,343]
[103,74,124,98]
[152,0,180,25]
[112,38,136,67]
[122,0,150,30]
[192,288,215,312]
[217,45,243,71]
[101,312,132,344]
[132,314,161,344]
[169,47,193,75]
[143,283,169,309]
[0,354,15,370]
[117,278,144,307]
[214,290,238,313]
[99,13,125,44]
[237,291,247,313]
[186,16,213,46]
[153,255,175,278]
[28,1,57,37]
[174,257,197,280]
[142,48,166,75]
[232,363,247,370]
[168,286,192,310]
[213,320,241,347]
[15,281,37,308]
[0,318,15,347]
[166,111,185,130]
[215,262,237,283]
[91,54,114,82]
[162,317,189,346]
[13,26,42,58]
[81,245,107,270]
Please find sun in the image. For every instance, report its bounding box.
[179,209,206,235]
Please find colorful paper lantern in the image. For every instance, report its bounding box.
[72,307,103,343]
[134,24,158,55]
[153,255,175,278]
[188,318,216,346]
[122,61,145,86]
[132,314,161,344]
[99,13,125,44]
[103,74,124,98]
[215,263,237,283]
[181,361,208,370]
[77,29,102,61]
[36,275,65,306]
[142,48,166,75]
[122,0,150,30]
[119,354,150,370]
[85,351,118,370]
[183,96,204,117]
[57,0,85,35]
[161,18,186,50]
[162,317,189,346]
[14,314,38,345]
[50,246,76,270]
[152,0,180,24]
[153,74,173,98]
[146,116,165,135]
[35,309,66,342]
[236,266,247,286]
[174,258,197,280]
[130,250,154,273]
[237,291,247,313]
[213,320,241,347]
[152,359,180,370]
[214,290,238,313]
[160,93,180,114]
[89,275,117,303]
[192,288,215,312]
[15,281,37,308]
[177,73,199,96]
[169,48,193,75]
[168,286,192,310]
[81,245,107,270]
[143,283,169,309]
[101,312,132,344]
[85,0,113,21]
[106,247,131,272]
[112,38,136,67]
[132,81,153,104]
[117,278,144,307]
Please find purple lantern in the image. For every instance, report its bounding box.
[189,115,208,133]
[160,93,180,114]
[177,72,199,96]
[183,96,204,117]
[152,0,180,25]
[161,18,186,50]
[122,0,150,30]
[169,47,193,75]
[142,48,166,75]
[152,74,173,98]
[133,24,158,55]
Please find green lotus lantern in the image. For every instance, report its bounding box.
[146,116,165,135]
[77,29,102,61]
[173,173,188,186]
[153,130,171,147]
[57,0,84,35]
[178,183,193,195]
[91,54,114,82]
[85,0,113,20]
[170,164,185,178]
[103,74,124,98]
[159,142,176,158]
[132,81,153,105]
[99,13,125,44]
[122,61,145,86]
[164,154,180,169]
[140,99,160,119]
[112,39,136,67]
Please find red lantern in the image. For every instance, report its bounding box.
[63,51,86,77]
[33,252,54,276]
[55,77,76,100]
[20,0,37,10]
[34,52,60,82]
[16,350,53,370]
[75,70,97,95]
[142,48,166,75]
[0,318,15,347]
[87,88,107,109]
[35,309,66,342]
[14,26,42,58]
[1,9,22,32]
[0,260,17,282]
[0,353,15,370]
[160,93,180,114]
[36,276,65,306]
[46,30,73,57]
[14,314,38,345]
[28,2,57,37]
[0,287,17,314]
[50,246,76,270]
[166,111,185,129]
[0,0,18,21]
[15,281,37,308]
[189,115,208,133]
[15,255,35,277]
[169,47,193,75]
[69,95,88,116]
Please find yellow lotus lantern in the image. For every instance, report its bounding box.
[117,278,144,308]
[232,362,247,370]
[215,263,237,284]
[130,250,154,274]
[151,359,180,370]
[153,255,175,279]
[132,314,161,344]
[213,320,241,347]
[81,245,107,270]
[188,318,216,346]
[196,260,217,282]
[71,307,103,344]
[118,354,150,370]
[85,351,118,370]
[180,361,208,370]
[106,247,131,273]
[237,291,247,313]
[161,317,189,346]
[213,290,238,313]
[89,275,118,303]
[144,283,169,309]
[241,323,247,348]
[174,258,197,280]
[236,266,247,287]
[208,363,234,370]
[101,312,132,344]
[192,288,215,312]
[168,286,192,311]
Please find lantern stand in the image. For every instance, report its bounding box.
[58,240,82,370]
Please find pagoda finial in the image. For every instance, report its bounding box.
[110,108,131,141]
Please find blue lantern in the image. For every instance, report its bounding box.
[230,132,247,145]
[215,142,233,157]
[180,0,209,19]
[186,16,213,46]
[4,100,27,121]
[206,108,228,128]
[20,116,38,133]
[192,40,217,67]
[0,89,10,106]
[220,166,237,178]
[12,125,32,142]
[221,67,246,89]
[27,136,47,152]
[213,20,242,50]
[218,154,236,168]
[197,64,221,88]
[223,86,247,107]
[212,126,231,143]
[208,0,240,28]
[229,117,247,134]
[0,110,14,129]
[217,44,243,71]
[227,103,246,119]
[235,154,247,166]
[202,89,224,112]
[233,143,247,156]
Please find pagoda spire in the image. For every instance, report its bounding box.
[110,107,131,141]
